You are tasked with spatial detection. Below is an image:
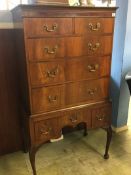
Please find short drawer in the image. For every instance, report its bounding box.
[31,85,63,114]
[27,36,112,61]
[27,38,65,61]
[29,56,111,87]
[24,18,73,37]
[34,118,60,144]
[66,36,112,57]
[75,18,114,34]
[92,104,111,128]
[31,78,109,114]
[61,109,91,128]
[29,61,65,86]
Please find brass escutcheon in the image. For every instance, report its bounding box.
[87,64,99,72]
[48,95,58,103]
[40,124,52,135]
[44,45,58,54]
[88,43,100,52]
[88,88,97,95]
[89,22,101,31]
[96,114,105,121]
[70,115,78,123]
[43,24,58,32]
[46,66,59,78]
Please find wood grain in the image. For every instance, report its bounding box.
[75,18,114,34]
[24,18,73,37]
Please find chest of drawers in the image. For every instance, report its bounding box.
[12,5,117,175]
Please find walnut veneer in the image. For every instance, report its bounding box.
[12,4,117,175]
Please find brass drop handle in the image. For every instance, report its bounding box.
[44,46,58,54]
[70,115,78,123]
[40,127,52,135]
[89,22,101,31]
[88,88,97,95]
[43,24,58,32]
[96,114,105,121]
[48,95,58,103]
[88,64,99,72]
[88,43,100,52]
[46,66,59,78]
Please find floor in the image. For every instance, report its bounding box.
[0,102,131,175]
[128,98,131,127]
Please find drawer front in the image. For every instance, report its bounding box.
[75,18,114,34]
[31,78,109,114]
[92,104,111,128]
[31,85,63,114]
[27,36,112,61]
[24,18,73,37]
[66,36,112,57]
[29,56,111,86]
[61,109,91,128]
[27,38,65,61]
[34,118,59,143]
[65,78,109,106]
[29,61,65,86]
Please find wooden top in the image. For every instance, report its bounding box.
[12,4,118,18]
[13,4,118,11]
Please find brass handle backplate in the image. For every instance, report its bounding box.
[87,64,99,72]
[40,127,52,135]
[48,95,58,103]
[88,88,97,95]
[96,114,105,121]
[43,24,58,32]
[88,43,100,52]
[46,66,59,78]
[44,46,58,54]
[70,115,78,123]
[89,22,101,31]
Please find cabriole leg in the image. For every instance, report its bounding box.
[104,126,112,159]
[29,147,37,175]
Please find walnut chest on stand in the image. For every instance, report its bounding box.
[12,4,117,175]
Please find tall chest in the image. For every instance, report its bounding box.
[12,5,117,175]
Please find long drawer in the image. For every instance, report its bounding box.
[27,36,112,61]
[31,78,109,114]
[29,56,111,87]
